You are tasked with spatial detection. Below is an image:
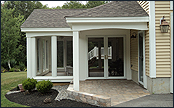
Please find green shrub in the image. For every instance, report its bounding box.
[9,68,14,72]
[1,60,9,70]
[19,62,25,71]
[36,80,53,94]
[22,78,37,91]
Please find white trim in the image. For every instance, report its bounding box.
[66,17,149,23]
[170,1,173,10]
[86,77,126,80]
[143,31,147,89]
[72,22,148,31]
[27,37,32,78]
[149,1,156,78]
[33,76,73,82]
[170,12,173,93]
[51,36,57,77]
[138,31,147,88]
[21,28,72,32]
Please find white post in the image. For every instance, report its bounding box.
[73,31,80,91]
[51,36,57,77]
[31,37,36,77]
[170,12,173,93]
[27,36,32,78]
[149,1,156,78]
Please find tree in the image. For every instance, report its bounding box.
[62,1,86,9]
[1,7,24,69]
[52,6,62,9]
[2,1,49,66]
[86,1,109,8]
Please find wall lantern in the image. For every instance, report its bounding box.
[131,32,137,38]
[160,16,169,33]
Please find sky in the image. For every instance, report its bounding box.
[1,1,87,8]
[40,1,87,8]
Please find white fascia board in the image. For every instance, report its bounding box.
[21,28,72,32]
[66,17,149,23]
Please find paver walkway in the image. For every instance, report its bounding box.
[79,80,150,106]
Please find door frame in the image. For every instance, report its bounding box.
[86,35,126,79]
[138,31,146,86]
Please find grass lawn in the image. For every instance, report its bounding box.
[1,72,29,107]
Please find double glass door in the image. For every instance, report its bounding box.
[88,36,124,78]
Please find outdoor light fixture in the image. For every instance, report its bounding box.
[160,16,169,33]
[131,32,137,38]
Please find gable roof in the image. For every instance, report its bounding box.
[65,1,148,18]
[21,9,85,28]
[21,1,148,28]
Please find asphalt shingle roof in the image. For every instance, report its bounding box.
[65,1,148,17]
[21,9,85,28]
[21,1,148,28]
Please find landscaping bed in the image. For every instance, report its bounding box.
[5,88,98,107]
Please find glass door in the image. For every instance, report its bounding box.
[88,37,104,77]
[138,32,143,83]
[88,36,124,79]
[108,37,124,77]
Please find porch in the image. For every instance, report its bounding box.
[67,80,150,106]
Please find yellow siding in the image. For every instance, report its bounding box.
[130,30,138,71]
[155,1,171,77]
[137,1,149,14]
[145,23,150,76]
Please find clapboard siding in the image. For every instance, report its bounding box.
[137,1,149,14]
[145,25,150,76]
[130,30,138,71]
[155,1,171,77]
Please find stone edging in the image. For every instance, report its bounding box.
[67,84,111,107]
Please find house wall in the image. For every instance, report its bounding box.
[79,29,131,80]
[130,30,139,83]
[145,23,150,76]
[137,1,150,77]
[138,1,173,93]
[130,30,138,71]
[155,1,172,77]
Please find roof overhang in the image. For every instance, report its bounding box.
[66,17,149,23]
[66,17,149,31]
[21,28,72,33]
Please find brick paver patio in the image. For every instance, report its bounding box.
[79,80,150,106]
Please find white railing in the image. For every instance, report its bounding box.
[88,46,112,60]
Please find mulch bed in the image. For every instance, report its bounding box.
[5,88,98,107]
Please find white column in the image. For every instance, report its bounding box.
[170,12,173,93]
[149,1,156,78]
[51,36,57,77]
[27,36,32,78]
[73,31,80,91]
[31,37,37,77]
[126,30,131,80]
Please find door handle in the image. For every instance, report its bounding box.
[105,55,108,59]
